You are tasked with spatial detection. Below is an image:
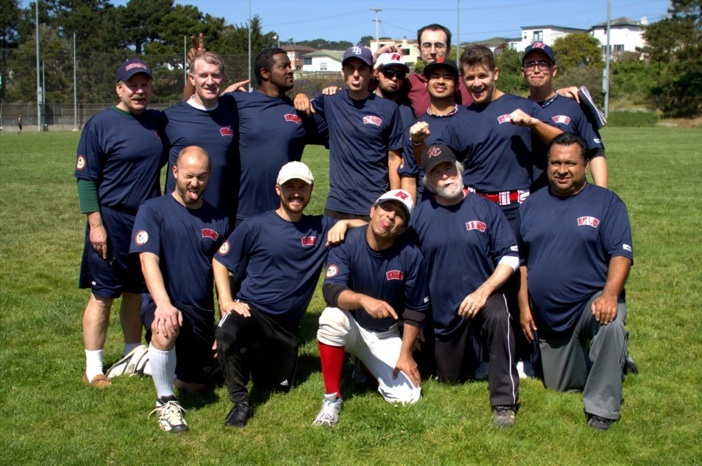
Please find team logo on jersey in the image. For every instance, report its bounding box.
[623,244,632,252]
[301,236,317,247]
[551,115,571,125]
[218,240,230,256]
[284,114,302,124]
[465,220,487,232]
[220,126,234,137]
[363,115,382,126]
[201,228,220,240]
[497,114,511,124]
[386,270,404,281]
[577,216,600,228]
[134,230,149,246]
[76,155,86,170]
[326,264,338,278]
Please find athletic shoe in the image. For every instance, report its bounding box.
[624,353,639,375]
[83,372,111,388]
[105,344,149,379]
[149,396,188,433]
[473,362,489,381]
[586,413,612,431]
[312,395,343,427]
[516,361,536,379]
[224,401,252,428]
[492,405,516,427]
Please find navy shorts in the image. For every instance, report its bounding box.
[79,206,145,298]
[141,295,216,384]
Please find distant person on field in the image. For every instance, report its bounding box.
[518,133,633,431]
[17,113,23,134]
[74,58,165,388]
[131,146,229,433]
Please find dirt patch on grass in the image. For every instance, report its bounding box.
[658,117,702,128]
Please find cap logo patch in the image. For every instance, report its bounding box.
[426,146,442,158]
[351,46,363,55]
[577,216,600,228]
[497,114,511,124]
[76,155,86,170]
[551,115,571,125]
[386,270,404,280]
[284,114,302,124]
[201,228,220,240]
[326,264,338,278]
[465,221,487,232]
[435,57,446,64]
[532,42,546,49]
[301,236,317,247]
[126,63,147,71]
[134,230,149,246]
[220,126,234,137]
[390,53,401,61]
[393,190,410,201]
[218,240,230,255]
[363,115,382,126]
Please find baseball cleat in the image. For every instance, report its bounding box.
[105,344,149,379]
[149,396,188,433]
[312,394,343,428]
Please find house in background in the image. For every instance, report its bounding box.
[283,45,316,70]
[369,38,418,69]
[589,17,647,58]
[301,50,344,72]
[513,25,588,52]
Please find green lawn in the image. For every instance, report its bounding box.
[0,127,700,464]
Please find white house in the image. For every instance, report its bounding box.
[589,17,647,57]
[302,50,344,73]
[369,39,418,68]
[513,25,588,53]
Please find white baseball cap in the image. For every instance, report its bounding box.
[277,161,314,185]
[374,52,409,71]
[374,189,414,221]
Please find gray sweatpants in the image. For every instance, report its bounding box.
[539,293,628,420]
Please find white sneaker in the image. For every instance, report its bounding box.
[105,344,149,379]
[312,395,343,427]
[149,397,188,433]
[516,361,536,379]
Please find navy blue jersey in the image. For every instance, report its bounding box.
[518,184,633,337]
[163,99,240,220]
[323,227,430,332]
[131,195,229,316]
[74,107,165,212]
[399,105,468,198]
[439,94,552,193]
[222,91,327,222]
[312,92,405,216]
[410,192,519,337]
[215,211,337,323]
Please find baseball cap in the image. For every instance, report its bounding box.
[277,161,314,185]
[342,46,374,67]
[522,42,556,64]
[423,57,459,79]
[374,189,414,221]
[375,52,409,71]
[116,58,152,83]
[421,144,457,173]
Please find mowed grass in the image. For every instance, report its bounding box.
[0,127,700,464]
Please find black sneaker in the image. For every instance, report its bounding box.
[624,353,639,375]
[586,413,612,431]
[225,402,252,428]
[492,405,516,427]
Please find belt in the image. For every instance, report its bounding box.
[468,188,530,206]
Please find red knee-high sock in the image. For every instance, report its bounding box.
[318,342,345,398]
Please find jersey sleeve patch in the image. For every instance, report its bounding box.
[218,240,230,256]
[134,230,149,246]
[76,155,87,170]
[326,264,338,278]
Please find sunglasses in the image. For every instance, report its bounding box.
[381,68,407,80]
[522,60,553,70]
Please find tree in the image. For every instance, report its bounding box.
[552,33,603,73]
[117,0,173,54]
[358,35,373,47]
[495,45,528,96]
[0,0,22,101]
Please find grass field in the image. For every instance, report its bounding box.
[0,127,701,465]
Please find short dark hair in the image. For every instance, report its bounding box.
[548,132,588,162]
[460,44,496,71]
[254,47,287,85]
[417,24,452,50]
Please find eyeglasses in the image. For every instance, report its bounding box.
[381,68,407,80]
[522,60,553,70]
[421,42,447,51]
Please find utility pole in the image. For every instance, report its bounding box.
[603,0,611,118]
[370,8,382,47]
[35,1,41,131]
[456,0,460,61]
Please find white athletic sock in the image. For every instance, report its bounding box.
[142,360,152,377]
[85,349,104,381]
[124,342,140,356]
[149,344,176,400]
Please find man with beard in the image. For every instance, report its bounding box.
[131,146,229,432]
[213,162,365,428]
[410,144,520,427]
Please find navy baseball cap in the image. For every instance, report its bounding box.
[423,57,459,79]
[342,46,373,67]
[116,58,152,83]
[422,144,457,173]
[522,42,556,64]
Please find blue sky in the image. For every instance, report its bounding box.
[106,0,670,44]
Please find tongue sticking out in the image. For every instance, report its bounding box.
[188,190,199,201]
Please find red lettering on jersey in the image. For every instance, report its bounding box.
[386,270,404,281]
[465,221,487,232]
[220,126,234,137]
[76,155,87,170]
[201,228,219,240]
[497,114,511,124]
[363,115,382,126]
[284,114,302,124]
[577,216,600,228]
[551,115,571,125]
[300,236,317,247]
